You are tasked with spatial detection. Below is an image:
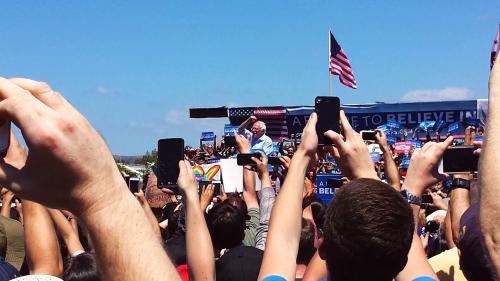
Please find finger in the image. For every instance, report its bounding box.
[473,148,481,155]
[161,188,174,195]
[304,112,318,131]
[472,141,483,147]
[441,136,454,149]
[251,156,262,165]
[9,78,67,111]
[0,160,24,196]
[0,94,48,135]
[339,110,354,137]
[324,130,346,148]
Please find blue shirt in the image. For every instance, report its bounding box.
[244,129,273,155]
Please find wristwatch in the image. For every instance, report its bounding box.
[451,178,470,190]
[400,190,422,206]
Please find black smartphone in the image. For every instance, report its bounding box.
[199,181,221,197]
[425,220,440,233]
[157,138,185,188]
[268,156,282,166]
[441,146,478,174]
[327,178,344,188]
[422,194,433,204]
[361,130,377,141]
[0,122,11,158]
[129,177,140,193]
[315,96,340,145]
[237,153,261,166]
[224,136,237,147]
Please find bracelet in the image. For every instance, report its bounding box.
[400,190,422,206]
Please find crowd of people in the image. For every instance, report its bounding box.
[0,68,497,281]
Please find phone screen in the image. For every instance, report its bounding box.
[327,178,344,188]
[237,153,260,166]
[198,181,221,197]
[315,96,340,145]
[157,138,185,188]
[129,178,140,193]
[268,156,282,166]
[422,194,433,204]
[442,146,478,174]
[361,131,377,141]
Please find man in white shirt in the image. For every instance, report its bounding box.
[238,116,273,155]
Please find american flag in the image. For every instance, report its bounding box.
[491,26,499,69]
[329,31,357,89]
[228,107,288,141]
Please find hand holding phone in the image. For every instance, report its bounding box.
[361,130,377,141]
[237,153,261,166]
[439,145,479,174]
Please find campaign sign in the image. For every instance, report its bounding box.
[448,121,460,133]
[400,157,411,169]
[419,121,435,130]
[410,140,423,149]
[386,119,402,129]
[316,174,344,204]
[370,152,381,163]
[394,141,413,154]
[475,135,484,141]
[386,136,397,145]
[224,125,239,136]
[201,131,215,141]
[433,120,446,132]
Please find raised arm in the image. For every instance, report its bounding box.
[236,134,259,209]
[258,113,318,281]
[448,175,471,244]
[238,115,257,133]
[0,78,180,281]
[397,137,453,281]
[177,160,215,281]
[375,129,401,190]
[48,208,85,257]
[479,58,500,275]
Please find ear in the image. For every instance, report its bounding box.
[317,238,327,261]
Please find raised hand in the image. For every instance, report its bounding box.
[324,110,378,180]
[403,136,454,196]
[235,134,251,154]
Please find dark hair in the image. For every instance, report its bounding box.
[206,202,246,251]
[311,200,326,233]
[322,179,414,281]
[64,252,101,281]
[225,194,248,218]
[297,218,316,265]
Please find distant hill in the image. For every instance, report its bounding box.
[113,155,143,164]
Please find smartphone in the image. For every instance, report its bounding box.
[327,178,344,188]
[199,181,221,197]
[268,156,282,166]
[361,130,377,141]
[315,96,340,145]
[129,177,140,193]
[224,136,237,147]
[440,146,478,174]
[237,153,261,166]
[422,194,433,204]
[157,138,185,188]
[0,122,11,157]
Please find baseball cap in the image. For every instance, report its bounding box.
[216,245,263,281]
[458,203,497,281]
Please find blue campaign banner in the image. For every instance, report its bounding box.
[316,174,344,204]
[224,125,239,136]
[411,140,423,148]
[386,136,397,145]
[386,119,402,129]
[400,157,411,169]
[206,157,221,164]
[475,135,484,141]
[419,121,435,130]
[285,100,478,136]
[448,121,460,133]
[433,120,446,132]
[201,131,215,141]
[370,153,381,163]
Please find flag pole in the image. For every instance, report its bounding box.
[329,29,332,96]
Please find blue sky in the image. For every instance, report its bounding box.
[1,1,499,155]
